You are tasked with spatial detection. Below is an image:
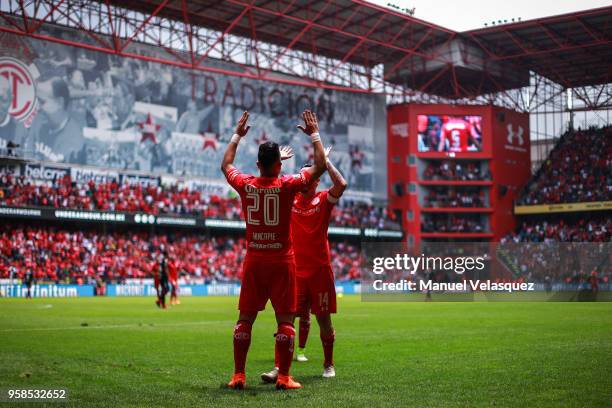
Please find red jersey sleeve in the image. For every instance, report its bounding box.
[281,169,313,192]
[224,166,252,192]
[321,190,337,216]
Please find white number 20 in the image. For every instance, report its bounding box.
[246,193,279,226]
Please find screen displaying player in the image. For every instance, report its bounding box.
[417,114,483,153]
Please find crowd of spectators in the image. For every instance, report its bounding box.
[424,187,486,208]
[330,201,400,229]
[0,172,400,229]
[502,215,611,243]
[422,160,490,181]
[518,126,611,205]
[421,214,486,233]
[499,215,610,285]
[0,226,364,283]
[0,173,242,219]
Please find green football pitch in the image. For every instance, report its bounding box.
[0,296,610,407]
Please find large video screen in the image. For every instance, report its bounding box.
[417,114,482,152]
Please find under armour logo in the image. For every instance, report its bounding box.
[507,124,524,146]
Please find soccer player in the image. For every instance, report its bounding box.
[168,251,180,305]
[156,251,170,309]
[152,259,161,306]
[261,146,347,382]
[24,266,34,299]
[437,116,481,152]
[222,110,326,390]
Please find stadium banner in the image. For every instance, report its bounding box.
[515,200,612,214]
[0,205,402,238]
[336,281,361,295]
[0,163,20,176]
[22,163,70,181]
[120,173,160,188]
[70,166,120,184]
[0,24,388,199]
[106,284,160,297]
[180,178,231,197]
[105,283,237,297]
[104,283,360,297]
[0,284,94,298]
[360,242,611,301]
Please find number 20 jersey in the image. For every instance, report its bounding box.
[225,166,312,260]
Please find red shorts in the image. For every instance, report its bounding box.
[297,265,337,315]
[238,257,297,314]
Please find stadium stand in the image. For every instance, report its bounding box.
[499,125,611,284]
[421,214,486,233]
[0,225,363,283]
[424,187,486,208]
[517,126,611,205]
[422,160,490,181]
[502,215,611,243]
[0,171,400,229]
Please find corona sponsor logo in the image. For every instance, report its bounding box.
[0,56,40,127]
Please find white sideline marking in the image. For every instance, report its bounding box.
[0,320,232,333]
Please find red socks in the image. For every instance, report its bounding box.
[320,331,335,368]
[298,314,311,349]
[275,323,295,376]
[233,320,252,374]
[273,323,334,369]
[274,341,279,368]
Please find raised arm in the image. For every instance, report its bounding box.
[325,147,348,199]
[221,111,251,177]
[297,110,325,180]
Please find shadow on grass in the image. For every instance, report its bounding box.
[199,383,284,396]
[197,376,328,398]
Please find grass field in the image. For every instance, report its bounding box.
[0,296,611,407]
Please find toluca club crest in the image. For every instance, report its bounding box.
[0,56,40,128]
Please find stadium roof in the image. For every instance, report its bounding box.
[106,0,456,68]
[104,0,612,97]
[464,6,612,89]
[0,0,610,98]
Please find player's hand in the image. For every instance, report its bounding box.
[235,111,251,137]
[324,146,332,158]
[280,146,294,161]
[297,110,319,136]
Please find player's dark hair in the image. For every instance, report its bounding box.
[301,163,313,169]
[258,141,280,170]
